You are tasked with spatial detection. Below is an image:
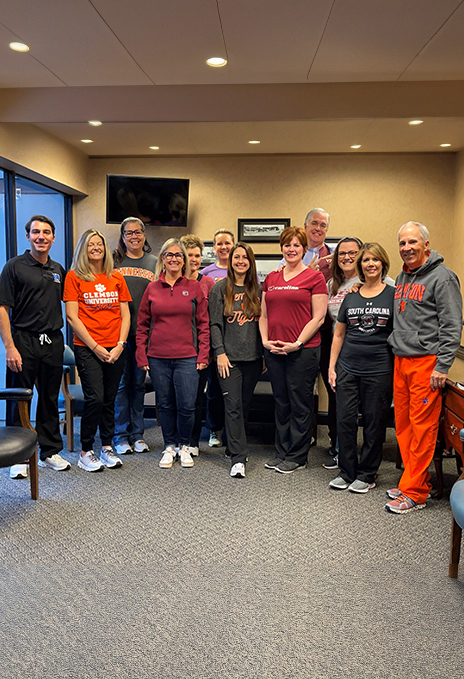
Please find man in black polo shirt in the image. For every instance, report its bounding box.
[0,215,70,478]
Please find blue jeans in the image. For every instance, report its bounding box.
[148,356,199,448]
[113,336,147,445]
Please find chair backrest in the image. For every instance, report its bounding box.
[63,344,77,367]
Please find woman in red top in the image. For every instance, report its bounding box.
[64,229,131,472]
[259,227,328,474]
[136,238,210,470]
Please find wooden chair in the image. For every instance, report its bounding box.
[0,388,39,500]
[435,380,464,499]
[60,344,84,452]
[449,427,464,578]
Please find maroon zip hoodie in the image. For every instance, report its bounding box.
[135,272,210,366]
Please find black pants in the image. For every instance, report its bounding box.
[7,329,64,460]
[219,358,262,464]
[75,345,126,451]
[190,366,208,447]
[265,346,320,465]
[336,365,393,483]
[319,327,337,447]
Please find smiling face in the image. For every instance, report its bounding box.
[231,246,250,279]
[398,224,429,270]
[87,235,105,267]
[187,246,202,274]
[162,244,184,278]
[214,233,234,266]
[361,250,383,282]
[282,236,305,265]
[337,240,360,278]
[304,211,329,248]
[26,220,55,261]
[123,221,145,257]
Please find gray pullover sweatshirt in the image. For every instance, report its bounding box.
[209,279,262,362]
[388,250,462,373]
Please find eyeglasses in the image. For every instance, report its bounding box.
[338,251,359,259]
[163,252,184,260]
[124,230,144,237]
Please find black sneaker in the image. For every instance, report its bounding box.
[275,461,307,474]
[264,458,283,470]
[322,454,339,470]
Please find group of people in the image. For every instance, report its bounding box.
[0,208,462,515]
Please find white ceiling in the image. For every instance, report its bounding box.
[1,0,464,155]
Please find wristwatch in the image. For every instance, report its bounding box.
[296,340,303,348]
[117,340,127,347]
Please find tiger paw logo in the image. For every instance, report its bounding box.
[398,300,406,313]
[95,284,106,292]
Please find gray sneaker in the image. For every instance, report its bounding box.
[264,458,283,470]
[100,447,122,468]
[38,454,71,471]
[348,479,376,494]
[329,475,349,490]
[275,461,306,474]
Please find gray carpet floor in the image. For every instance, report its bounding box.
[1,421,463,679]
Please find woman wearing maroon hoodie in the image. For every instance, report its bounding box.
[136,238,210,469]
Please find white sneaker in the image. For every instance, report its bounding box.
[38,454,71,471]
[10,464,28,479]
[159,446,177,468]
[230,463,246,478]
[133,439,149,453]
[188,446,199,457]
[179,445,194,468]
[115,442,133,455]
[209,431,221,447]
[100,447,122,468]
[78,451,104,472]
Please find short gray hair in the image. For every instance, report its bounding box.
[304,208,330,228]
[398,221,430,243]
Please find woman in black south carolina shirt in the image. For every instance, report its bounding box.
[328,242,395,493]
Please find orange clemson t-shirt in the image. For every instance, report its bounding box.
[64,270,132,347]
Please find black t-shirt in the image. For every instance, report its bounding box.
[337,285,395,375]
[0,251,65,332]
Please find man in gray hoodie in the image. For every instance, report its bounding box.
[385,221,462,514]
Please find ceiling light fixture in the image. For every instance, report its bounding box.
[9,41,30,52]
[88,120,102,127]
[206,57,227,67]
[440,143,452,147]
[248,140,260,145]
[408,119,424,125]
[149,146,159,150]
[80,139,93,144]
[351,144,361,149]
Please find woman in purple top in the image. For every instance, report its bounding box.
[259,227,328,474]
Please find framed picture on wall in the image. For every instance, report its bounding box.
[255,254,282,281]
[238,218,290,242]
[201,241,216,267]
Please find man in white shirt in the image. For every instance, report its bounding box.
[279,208,335,281]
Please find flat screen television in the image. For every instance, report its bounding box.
[106,175,190,227]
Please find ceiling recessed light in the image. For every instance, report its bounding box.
[80,139,93,144]
[248,140,260,145]
[440,143,452,147]
[88,120,102,127]
[149,146,159,150]
[206,57,227,67]
[408,119,424,125]
[9,41,30,52]
[351,144,361,149]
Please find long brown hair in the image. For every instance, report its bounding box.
[224,242,261,318]
[330,237,363,296]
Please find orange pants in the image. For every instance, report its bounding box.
[394,355,442,504]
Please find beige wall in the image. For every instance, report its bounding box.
[77,154,455,278]
[0,123,88,195]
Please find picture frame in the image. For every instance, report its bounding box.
[238,218,290,242]
[254,254,282,281]
[201,240,216,267]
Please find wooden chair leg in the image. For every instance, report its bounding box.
[65,400,74,452]
[449,515,462,578]
[29,445,39,501]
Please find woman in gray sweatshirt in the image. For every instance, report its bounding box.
[209,242,263,478]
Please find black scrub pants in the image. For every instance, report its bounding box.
[7,329,64,460]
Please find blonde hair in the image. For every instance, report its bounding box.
[71,229,114,281]
[355,242,390,282]
[155,238,191,280]
[180,233,204,251]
